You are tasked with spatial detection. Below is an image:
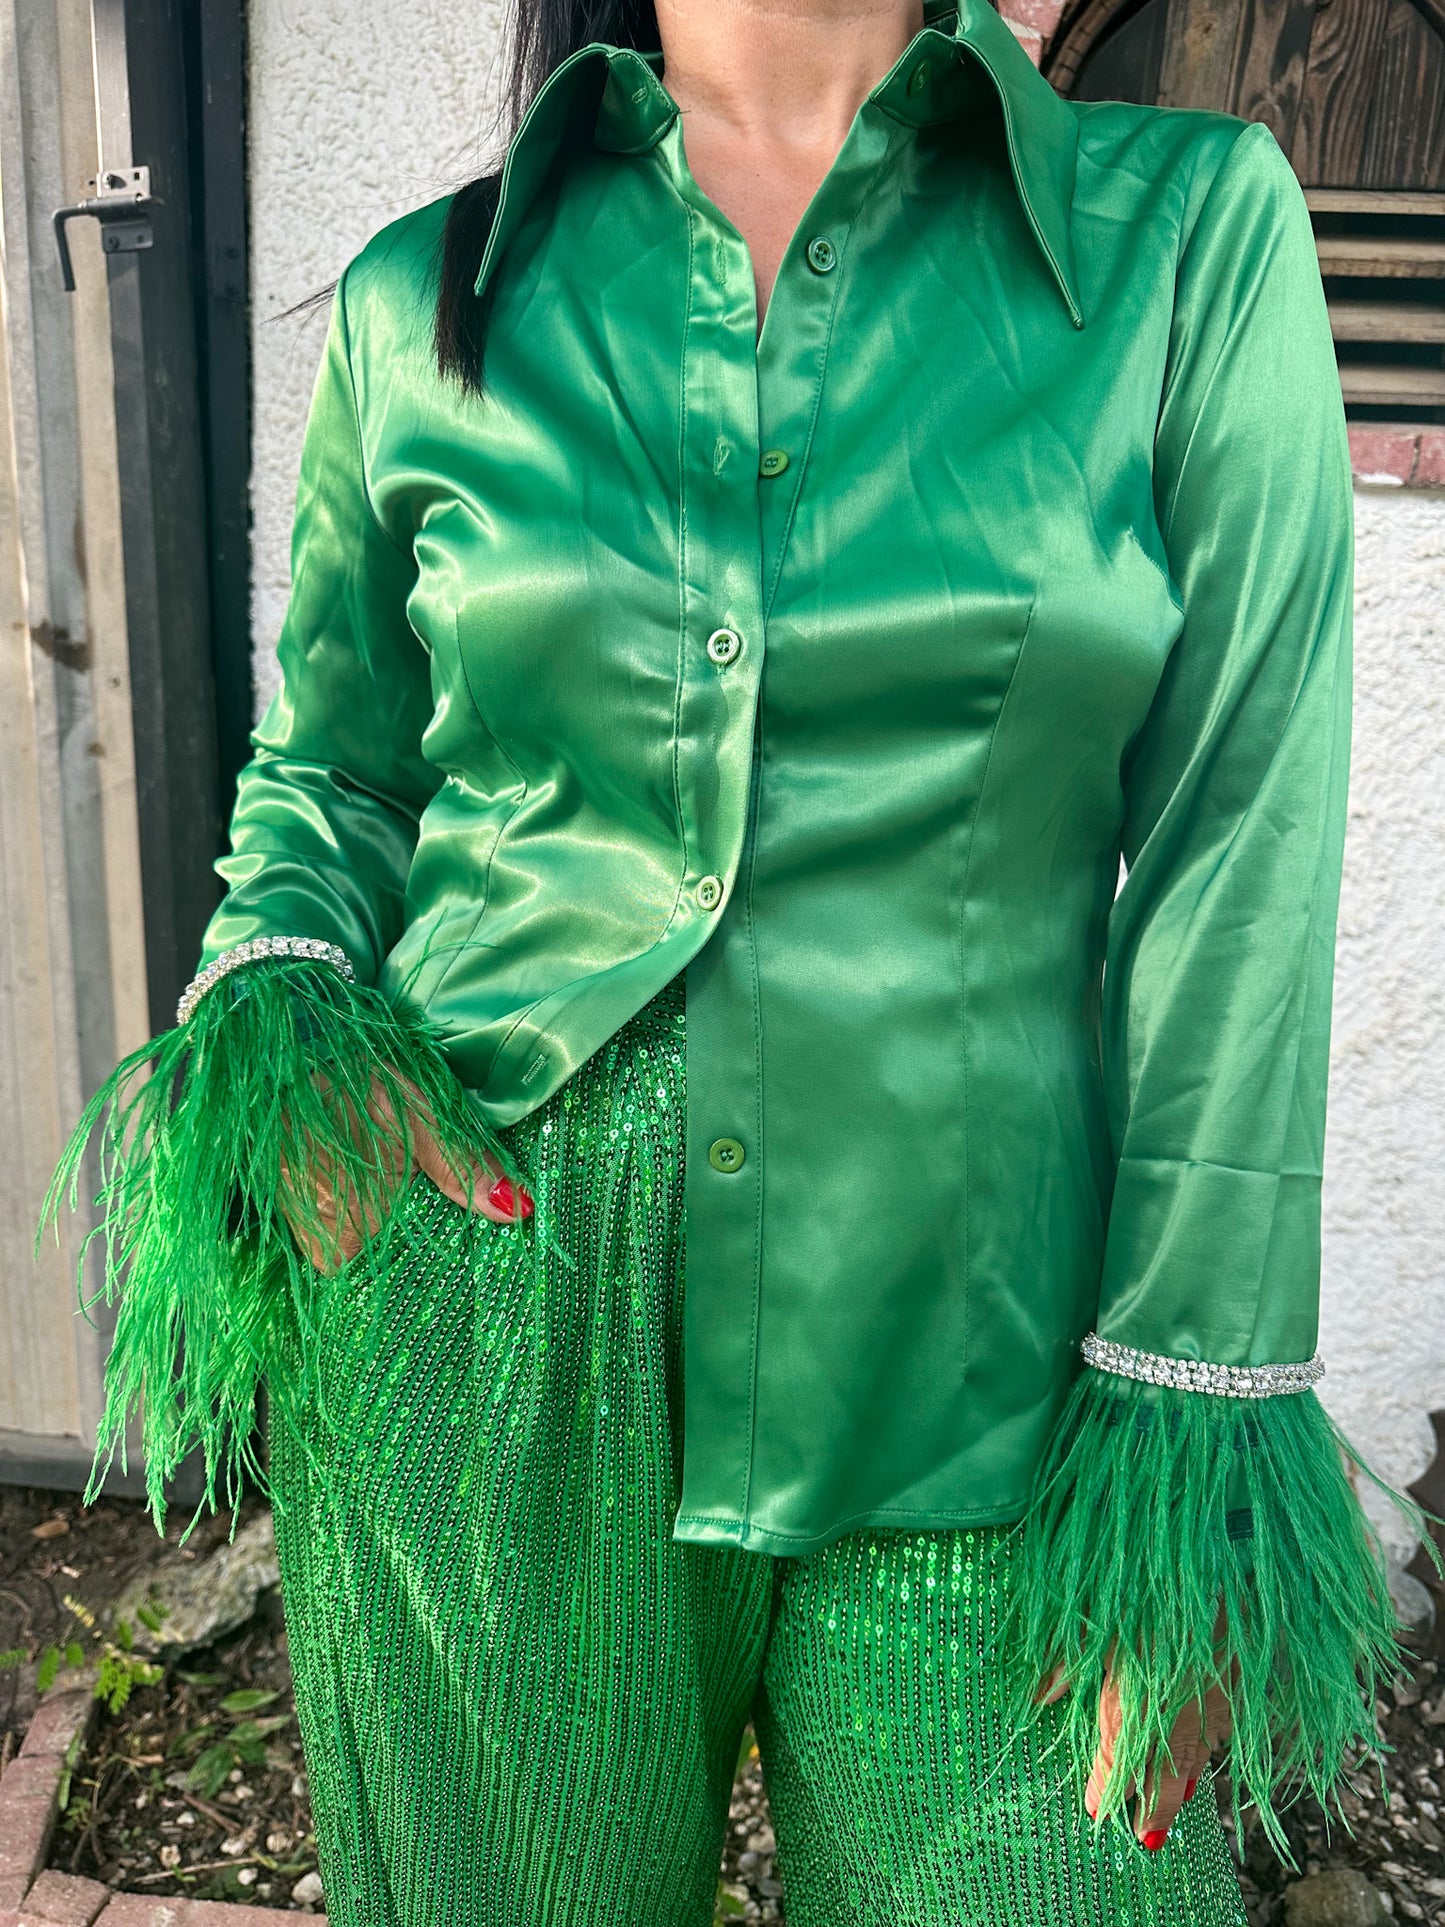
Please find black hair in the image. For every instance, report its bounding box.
[278,3,661,395]
[435,0,662,397]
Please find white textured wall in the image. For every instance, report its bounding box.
[248,9,1445,1550]
[1324,488,1445,1553]
[248,0,507,708]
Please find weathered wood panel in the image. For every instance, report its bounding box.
[1227,0,1319,148]
[1293,0,1395,184]
[1359,0,1445,187]
[0,0,149,1475]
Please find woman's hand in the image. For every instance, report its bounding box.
[1086,1661,1232,1848]
[1035,1649,1233,1849]
[278,1067,532,1274]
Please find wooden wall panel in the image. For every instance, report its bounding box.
[1158,0,1246,106]
[1228,0,1320,147]
[1358,1,1445,186]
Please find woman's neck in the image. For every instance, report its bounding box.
[652,0,927,333]
[653,0,927,158]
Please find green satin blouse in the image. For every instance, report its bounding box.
[201,0,1354,1554]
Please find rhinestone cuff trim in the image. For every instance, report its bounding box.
[1081,1332,1324,1399]
[176,938,356,1025]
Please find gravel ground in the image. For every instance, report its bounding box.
[718,1732,783,1925]
[1227,1651,1445,1925]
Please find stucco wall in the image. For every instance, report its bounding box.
[1325,487,1445,1549]
[248,7,1445,1554]
[248,0,509,710]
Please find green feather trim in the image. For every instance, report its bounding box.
[1000,1366,1442,1861]
[37,958,539,1535]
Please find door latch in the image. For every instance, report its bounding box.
[53,166,154,292]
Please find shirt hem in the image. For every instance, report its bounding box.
[670,1496,1031,1558]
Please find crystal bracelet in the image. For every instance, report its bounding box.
[1081,1332,1325,1399]
[176,937,356,1026]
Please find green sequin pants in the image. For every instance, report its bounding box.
[268,971,1248,1927]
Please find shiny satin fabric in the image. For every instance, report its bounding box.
[203,0,1354,1553]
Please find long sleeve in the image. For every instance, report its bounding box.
[202,268,442,978]
[1098,117,1350,1373]
[1004,119,1432,1855]
[39,266,521,1535]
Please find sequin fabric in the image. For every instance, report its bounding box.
[267,970,1248,1926]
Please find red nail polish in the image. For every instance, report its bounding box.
[1142,1830,1169,1852]
[487,1175,534,1217]
[1184,1778,1198,1800]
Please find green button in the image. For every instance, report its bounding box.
[805,236,836,275]
[695,874,724,911]
[907,58,932,95]
[760,449,790,478]
[708,1136,745,1174]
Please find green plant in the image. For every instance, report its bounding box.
[30,1642,85,1693]
[183,1688,287,1798]
[60,1595,164,1714]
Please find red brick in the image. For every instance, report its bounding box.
[22,1870,109,1925]
[91,1902,186,1927]
[1348,424,1418,485]
[1002,20,1045,64]
[19,1695,94,1765]
[0,1756,63,1910]
[1415,428,1445,486]
[95,1904,325,1927]
[1002,0,1067,36]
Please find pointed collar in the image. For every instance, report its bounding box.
[473,0,1084,329]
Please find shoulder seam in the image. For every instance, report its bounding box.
[1155,119,1296,552]
[1171,116,1274,287]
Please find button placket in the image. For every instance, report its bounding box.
[659,101,913,1539]
[752,108,909,627]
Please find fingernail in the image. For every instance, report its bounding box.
[486,1175,534,1218]
[1142,1829,1169,1852]
[1085,1796,1097,1822]
[1185,1778,1198,1800]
